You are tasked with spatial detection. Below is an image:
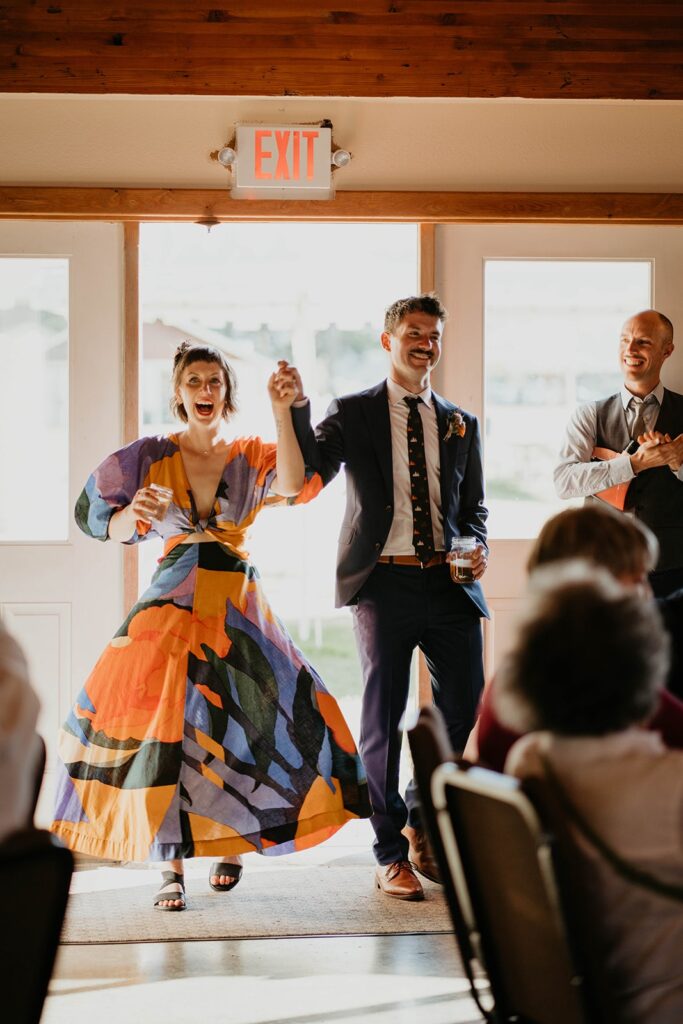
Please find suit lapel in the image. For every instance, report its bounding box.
[433,393,456,518]
[361,381,394,497]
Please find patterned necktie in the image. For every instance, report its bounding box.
[404,396,435,565]
[630,395,657,441]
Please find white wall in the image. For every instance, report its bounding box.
[1,94,682,192]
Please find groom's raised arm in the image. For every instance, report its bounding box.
[276,361,346,487]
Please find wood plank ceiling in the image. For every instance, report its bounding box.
[1,1,682,100]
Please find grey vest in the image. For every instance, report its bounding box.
[594,389,683,572]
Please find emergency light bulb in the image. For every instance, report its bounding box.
[331,148,351,168]
[217,146,237,167]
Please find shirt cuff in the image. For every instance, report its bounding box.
[292,398,309,408]
[610,453,636,484]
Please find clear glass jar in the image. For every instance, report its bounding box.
[448,536,477,583]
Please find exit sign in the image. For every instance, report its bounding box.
[232,124,333,200]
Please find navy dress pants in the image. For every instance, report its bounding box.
[351,561,484,866]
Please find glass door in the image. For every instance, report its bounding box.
[0,222,124,821]
[138,221,420,735]
[436,223,683,673]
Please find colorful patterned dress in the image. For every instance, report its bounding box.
[52,433,370,863]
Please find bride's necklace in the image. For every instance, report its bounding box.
[182,433,222,457]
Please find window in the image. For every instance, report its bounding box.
[0,258,69,541]
[139,222,419,703]
[484,259,651,537]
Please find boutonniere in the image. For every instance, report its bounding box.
[443,410,466,441]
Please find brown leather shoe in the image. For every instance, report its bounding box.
[404,825,442,884]
[375,860,424,901]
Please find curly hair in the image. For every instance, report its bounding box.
[383,293,448,334]
[169,341,238,423]
[496,561,669,737]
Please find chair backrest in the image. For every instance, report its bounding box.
[0,828,73,1024]
[405,705,498,1017]
[431,762,595,1024]
[404,706,474,958]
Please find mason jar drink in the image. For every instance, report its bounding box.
[149,483,174,521]
[449,536,478,583]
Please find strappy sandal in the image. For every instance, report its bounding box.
[154,870,186,911]
[209,861,243,892]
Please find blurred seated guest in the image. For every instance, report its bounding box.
[472,505,683,770]
[500,563,683,1024]
[657,586,683,701]
[0,621,42,843]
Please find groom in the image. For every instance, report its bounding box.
[282,293,489,900]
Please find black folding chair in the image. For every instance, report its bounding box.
[404,705,492,1014]
[0,828,73,1024]
[431,761,611,1023]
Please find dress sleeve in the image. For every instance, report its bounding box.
[477,682,523,773]
[244,437,324,509]
[74,436,164,543]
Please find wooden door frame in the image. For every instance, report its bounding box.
[123,223,140,613]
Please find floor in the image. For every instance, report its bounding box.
[39,680,488,1024]
[42,819,485,1024]
[45,935,484,1024]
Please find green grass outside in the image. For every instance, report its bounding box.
[284,616,362,698]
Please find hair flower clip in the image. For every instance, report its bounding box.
[444,410,466,441]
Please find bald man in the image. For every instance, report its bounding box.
[555,309,683,596]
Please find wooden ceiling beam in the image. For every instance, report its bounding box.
[8,36,683,57]
[1,1,682,99]
[0,188,681,224]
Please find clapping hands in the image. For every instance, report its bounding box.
[633,429,683,473]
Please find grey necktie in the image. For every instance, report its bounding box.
[630,395,657,442]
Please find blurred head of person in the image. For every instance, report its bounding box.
[527,504,658,594]
[496,561,670,738]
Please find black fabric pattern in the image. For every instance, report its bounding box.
[404,396,435,565]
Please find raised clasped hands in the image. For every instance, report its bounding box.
[632,429,683,474]
[268,360,305,410]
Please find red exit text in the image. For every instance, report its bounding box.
[253,129,320,181]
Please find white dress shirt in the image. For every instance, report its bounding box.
[554,382,683,499]
[381,377,445,556]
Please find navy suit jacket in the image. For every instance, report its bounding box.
[292,380,489,617]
